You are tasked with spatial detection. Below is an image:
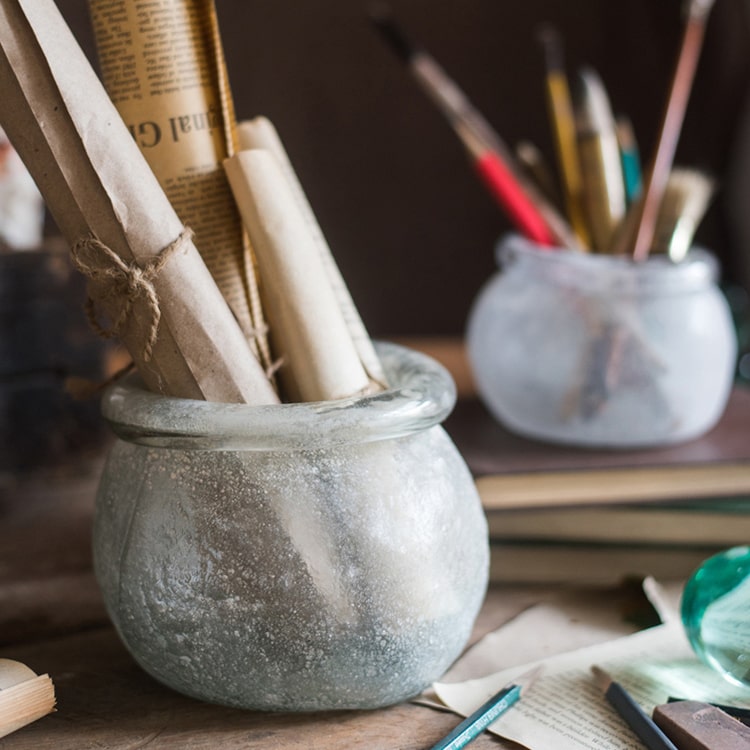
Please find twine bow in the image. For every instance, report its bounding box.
[71,227,194,361]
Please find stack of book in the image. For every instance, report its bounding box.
[444,386,750,585]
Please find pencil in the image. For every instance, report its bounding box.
[620,0,717,261]
[591,666,680,750]
[616,116,642,205]
[429,667,542,750]
[538,25,590,249]
[369,5,581,248]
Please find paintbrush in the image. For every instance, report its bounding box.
[516,139,563,209]
[538,25,590,249]
[613,0,717,260]
[452,121,556,245]
[429,667,543,750]
[591,666,680,750]
[369,4,581,249]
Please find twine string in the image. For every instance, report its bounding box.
[71,227,194,361]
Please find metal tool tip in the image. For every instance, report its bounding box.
[591,665,613,693]
[517,665,545,695]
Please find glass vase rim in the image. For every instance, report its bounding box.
[495,232,719,291]
[100,341,456,451]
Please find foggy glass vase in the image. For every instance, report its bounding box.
[93,342,489,711]
[467,234,737,448]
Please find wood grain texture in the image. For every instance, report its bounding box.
[0,624,522,749]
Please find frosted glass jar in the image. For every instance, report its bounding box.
[93,342,488,711]
[467,234,737,447]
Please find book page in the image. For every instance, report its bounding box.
[0,659,55,739]
[435,620,750,750]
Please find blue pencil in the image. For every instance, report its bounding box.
[616,116,642,205]
[429,668,542,750]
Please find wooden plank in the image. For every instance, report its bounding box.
[0,621,520,749]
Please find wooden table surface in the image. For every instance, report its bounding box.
[0,448,635,749]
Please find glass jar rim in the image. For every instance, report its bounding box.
[496,233,719,293]
[101,341,456,451]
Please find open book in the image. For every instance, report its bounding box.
[0,659,55,739]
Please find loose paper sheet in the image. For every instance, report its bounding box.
[441,599,641,685]
[225,149,372,402]
[442,578,671,686]
[237,117,387,389]
[418,580,663,717]
[435,620,750,750]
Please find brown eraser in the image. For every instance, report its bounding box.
[653,701,750,750]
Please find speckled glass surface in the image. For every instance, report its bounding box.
[93,343,489,711]
[467,234,737,448]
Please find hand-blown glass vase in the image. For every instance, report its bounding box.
[93,342,489,711]
[467,234,737,447]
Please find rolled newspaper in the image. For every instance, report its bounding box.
[87,0,272,372]
[0,0,278,404]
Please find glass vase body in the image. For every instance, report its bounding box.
[93,343,489,710]
[467,234,737,447]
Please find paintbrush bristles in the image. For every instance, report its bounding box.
[368,4,415,64]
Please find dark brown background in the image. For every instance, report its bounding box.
[53,0,750,337]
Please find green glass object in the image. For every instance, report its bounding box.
[681,546,750,688]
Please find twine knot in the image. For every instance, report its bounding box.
[71,227,194,361]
